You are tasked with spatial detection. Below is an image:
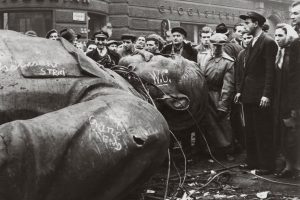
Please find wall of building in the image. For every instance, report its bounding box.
[109,0,293,41]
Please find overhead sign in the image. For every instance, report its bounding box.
[73,12,85,21]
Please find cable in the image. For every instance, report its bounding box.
[187,170,230,198]
[169,130,187,188]
[164,149,171,200]
[240,170,300,187]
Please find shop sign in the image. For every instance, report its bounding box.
[73,12,85,21]
[1,0,89,4]
[158,5,241,20]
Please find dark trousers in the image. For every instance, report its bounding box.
[244,103,275,170]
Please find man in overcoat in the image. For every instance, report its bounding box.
[161,27,198,62]
[235,12,278,175]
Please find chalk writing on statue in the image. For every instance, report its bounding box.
[149,69,172,86]
[89,115,123,151]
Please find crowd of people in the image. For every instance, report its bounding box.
[22,1,300,179]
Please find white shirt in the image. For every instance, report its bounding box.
[97,47,107,57]
[252,30,263,47]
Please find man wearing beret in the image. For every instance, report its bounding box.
[161,27,198,62]
[86,30,120,69]
[235,12,278,175]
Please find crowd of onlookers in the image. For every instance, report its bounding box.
[21,1,300,180]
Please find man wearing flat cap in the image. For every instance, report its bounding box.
[200,33,235,160]
[161,27,198,62]
[235,11,278,175]
[107,40,119,52]
[118,34,137,57]
[86,30,120,69]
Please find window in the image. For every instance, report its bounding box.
[2,11,52,37]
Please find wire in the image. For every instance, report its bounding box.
[169,130,187,188]
[164,149,171,200]
[240,170,300,187]
[187,170,230,198]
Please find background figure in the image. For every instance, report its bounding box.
[107,40,119,52]
[45,29,58,40]
[161,27,197,62]
[145,37,161,54]
[233,31,253,151]
[135,35,146,50]
[196,26,213,68]
[286,0,300,175]
[199,33,235,160]
[86,30,120,68]
[118,34,137,57]
[215,23,243,61]
[232,23,245,46]
[236,12,278,175]
[85,40,97,54]
[273,23,299,178]
[102,22,113,38]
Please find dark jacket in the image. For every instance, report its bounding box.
[161,42,198,62]
[235,49,246,93]
[288,38,300,110]
[224,42,243,61]
[237,32,278,104]
[86,48,120,68]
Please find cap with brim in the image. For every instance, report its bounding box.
[93,31,109,39]
[121,34,137,42]
[171,27,187,37]
[239,12,266,25]
[45,29,58,38]
[107,40,119,46]
[210,33,228,45]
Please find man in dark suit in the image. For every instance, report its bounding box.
[86,30,120,68]
[235,12,278,175]
[161,27,198,62]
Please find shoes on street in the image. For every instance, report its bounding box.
[239,163,257,170]
[255,169,274,176]
[275,169,299,179]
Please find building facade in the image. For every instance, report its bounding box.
[0,0,293,41]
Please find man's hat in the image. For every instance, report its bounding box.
[93,30,109,39]
[60,28,76,43]
[171,27,187,37]
[215,23,230,35]
[239,12,266,26]
[121,34,137,42]
[107,40,119,46]
[45,29,58,38]
[210,33,228,45]
[25,30,37,37]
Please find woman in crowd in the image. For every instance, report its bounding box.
[273,23,299,178]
